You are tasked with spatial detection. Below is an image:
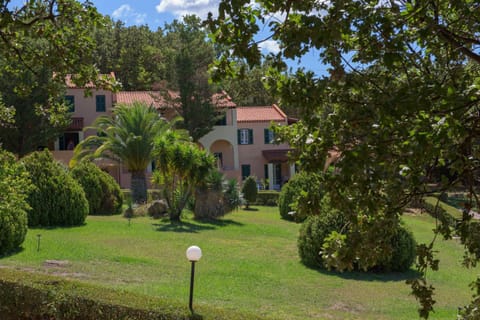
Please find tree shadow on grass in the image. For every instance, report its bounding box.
[243,207,259,211]
[29,223,87,231]
[306,263,421,282]
[153,218,244,233]
[0,247,25,259]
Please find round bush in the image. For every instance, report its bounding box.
[0,149,31,255]
[298,196,416,272]
[22,150,88,227]
[297,196,345,267]
[381,227,417,272]
[70,161,123,215]
[279,172,324,222]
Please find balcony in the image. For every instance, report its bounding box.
[68,117,84,131]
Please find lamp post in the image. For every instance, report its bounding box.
[186,245,202,313]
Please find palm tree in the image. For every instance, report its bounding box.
[72,102,186,203]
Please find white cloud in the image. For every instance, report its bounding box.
[156,0,220,19]
[259,40,281,54]
[112,4,147,25]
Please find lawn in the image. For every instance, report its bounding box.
[0,207,477,319]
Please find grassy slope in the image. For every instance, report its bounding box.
[0,207,476,319]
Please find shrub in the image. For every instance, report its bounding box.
[279,172,324,222]
[298,196,416,272]
[254,191,279,206]
[0,268,267,320]
[297,196,346,267]
[70,161,123,215]
[0,149,32,255]
[22,150,88,227]
[241,176,257,209]
[381,227,417,272]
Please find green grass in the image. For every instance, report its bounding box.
[0,207,477,319]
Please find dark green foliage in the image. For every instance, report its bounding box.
[0,269,266,320]
[297,197,346,268]
[224,179,241,212]
[279,172,323,221]
[383,227,417,272]
[241,176,258,209]
[254,191,279,207]
[70,161,123,215]
[0,149,31,255]
[153,134,216,221]
[22,150,88,227]
[298,197,415,272]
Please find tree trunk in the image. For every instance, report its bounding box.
[131,170,147,204]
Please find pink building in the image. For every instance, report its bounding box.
[52,76,295,189]
[199,104,295,190]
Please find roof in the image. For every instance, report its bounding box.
[65,72,116,88]
[212,91,236,108]
[116,91,165,108]
[236,104,287,123]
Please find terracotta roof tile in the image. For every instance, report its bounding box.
[237,104,287,123]
[116,91,165,107]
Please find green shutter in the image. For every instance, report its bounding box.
[264,128,269,144]
[237,129,241,144]
[96,95,106,112]
[65,95,75,112]
[264,164,269,179]
[248,129,253,144]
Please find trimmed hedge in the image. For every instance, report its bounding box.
[22,150,88,227]
[0,268,268,320]
[0,149,31,255]
[253,191,279,207]
[298,196,416,272]
[412,197,460,228]
[297,197,346,267]
[71,161,123,215]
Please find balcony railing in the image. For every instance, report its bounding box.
[68,117,84,130]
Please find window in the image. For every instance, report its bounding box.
[96,95,106,112]
[241,164,251,180]
[65,95,75,112]
[264,129,275,144]
[58,132,79,150]
[238,129,253,145]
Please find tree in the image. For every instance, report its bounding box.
[152,131,216,222]
[0,0,114,88]
[219,60,276,107]
[0,58,69,156]
[161,15,221,141]
[72,102,179,203]
[208,1,480,317]
[241,176,258,209]
[0,1,115,155]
